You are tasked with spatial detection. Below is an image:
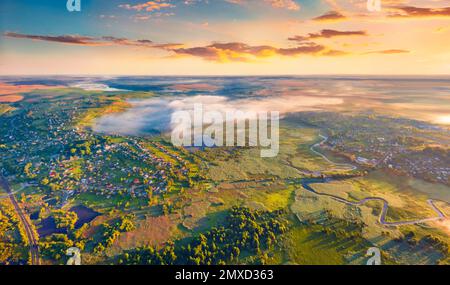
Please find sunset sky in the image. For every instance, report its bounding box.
[1,0,450,75]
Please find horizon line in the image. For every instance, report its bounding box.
[1,74,450,78]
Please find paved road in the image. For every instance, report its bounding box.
[0,175,40,265]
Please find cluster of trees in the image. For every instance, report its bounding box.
[39,219,90,262]
[0,242,15,265]
[118,207,288,265]
[319,215,365,241]
[39,210,88,262]
[0,202,28,264]
[24,162,37,179]
[0,206,16,237]
[67,137,111,158]
[421,235,449,254]
[161,198,185,216]
[422,146,448,157]
[398,231,449,255]
[321,225,365,240]
[68,139,97,157]
[39,234,75,261]
[94,215,135,254]
[52,210,78,232]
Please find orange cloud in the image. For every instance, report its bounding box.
[3,32,182,49]
[289,29,367,42]
[4,33,103,46]
[225,0,300,11]
[388,5,450,18]
[265,0,300,11]
[3,31,409,64]
[171,41,346,62]
[313,10,347,22]
[119,1,175,12]
[364,49,410,54]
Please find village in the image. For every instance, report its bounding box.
[292,112,450,185]
[0,94,201,210]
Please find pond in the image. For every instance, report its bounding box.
[37,205,100,237]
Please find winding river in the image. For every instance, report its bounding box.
[301,178,446,226]
[300,135,447,226]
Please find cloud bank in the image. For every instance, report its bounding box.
[93,94,343,136]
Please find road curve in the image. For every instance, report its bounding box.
[0,175,40,265]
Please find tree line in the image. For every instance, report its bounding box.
[118,207,288,265]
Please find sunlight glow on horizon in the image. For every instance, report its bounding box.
[435,115,450,125]
[1,0,450,75]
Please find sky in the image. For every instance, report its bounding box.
[1,0,450,75]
